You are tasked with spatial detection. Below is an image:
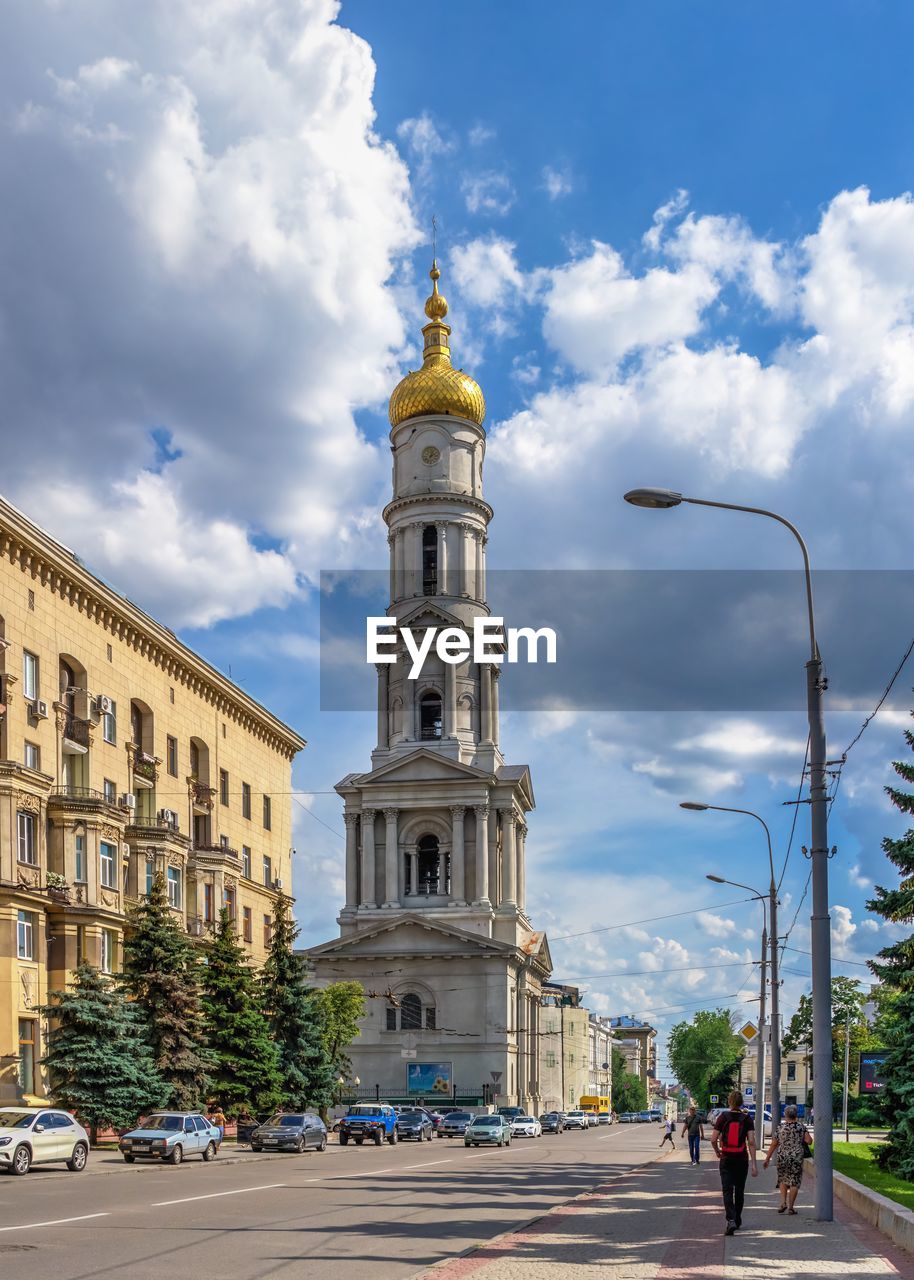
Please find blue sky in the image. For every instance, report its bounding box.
[3,0,913,1076]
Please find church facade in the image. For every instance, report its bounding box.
[306,265,552,1110]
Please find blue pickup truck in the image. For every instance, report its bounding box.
[338,1104,399,1146]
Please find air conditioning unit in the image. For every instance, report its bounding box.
[121,792,137,810]
[159,809,179,828]
[95,694,113,715]
[188,918,203,937]
[30,699,49,720]
[274,877,284,890]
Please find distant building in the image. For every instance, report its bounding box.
[610,1015,658,1088]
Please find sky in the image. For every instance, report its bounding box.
[2,0,914,1079]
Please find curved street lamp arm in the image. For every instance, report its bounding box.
[700,804,777,893]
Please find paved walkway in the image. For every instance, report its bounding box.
[413,1145,914,1280]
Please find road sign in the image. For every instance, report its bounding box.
[710,1095,719,1104]
[738,1021,759,1042]
[490,1071,502,1083]
[744,1086,753,1097]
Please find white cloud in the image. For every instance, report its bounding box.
[450,236,525,308]
[541,165,573,200]
[675,720,806,760]
[831,904,857,958]
[468,123,495,146]
[461,171,515,216]
[702,914,738,939]
[643,188,690,253]
[397,111,455,177]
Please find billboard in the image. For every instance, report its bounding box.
[406,1061,453,1095]
[859,1051,889,1092]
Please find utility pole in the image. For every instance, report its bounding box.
[756,925,768,1150]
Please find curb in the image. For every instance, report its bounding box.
[808,1160,914,1256]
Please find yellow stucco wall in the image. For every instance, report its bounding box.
[0,498,305,1102]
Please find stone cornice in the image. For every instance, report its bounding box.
[0,497,306,761]
[382,493,494,526]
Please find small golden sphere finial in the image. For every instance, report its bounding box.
[424,259,449,320]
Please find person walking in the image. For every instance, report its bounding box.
[763,1103,812,1214]
[659,1115,676,1149]
[681,1106,705,1165]
[711,1090,758,1235]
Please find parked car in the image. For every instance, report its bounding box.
[396,1110,435,1142]
[637,1110,653,1123]
[539,1112,564,1134]
[465,1114,512,1147]
[597,1111,612,1125]
[250,1112,327,1153]
[0,1107,89,1176]
[563,1110,589,1130]
[586,1112,600,1127]
[338,1104,398,1146]
[496,1106,526,1123]
[438,1110,474,1138]
[510,1114,542,1138]
[119,1112,221,1165]
[416,1107,445,1131]
[648,1109,663,1123]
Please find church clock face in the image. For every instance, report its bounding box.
[421,445,440,465]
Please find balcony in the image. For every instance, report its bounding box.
[190,843,241,872]
[61,716,90,754]
[189,779,215,812]
[49,786,125,818]
[125,818,190,849]
[132,753,158,787]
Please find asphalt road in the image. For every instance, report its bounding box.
[0,1122,671,1280]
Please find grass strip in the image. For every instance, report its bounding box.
[832,1142,914,1212]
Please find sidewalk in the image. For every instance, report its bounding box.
[413,1145,914,1279]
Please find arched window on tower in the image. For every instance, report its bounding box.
[385,991,437,1031]
[420,690,442,740]
[422,525,437,595]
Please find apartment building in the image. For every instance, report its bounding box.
[0,497,305,1102]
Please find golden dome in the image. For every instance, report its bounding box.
[389,261,486,428]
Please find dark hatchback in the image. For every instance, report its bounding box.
[539,1112,565,1133]
[395,1110,435,1142]
[250,1113,328,1153]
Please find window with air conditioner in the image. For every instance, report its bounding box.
[262,854,272,887]
[103,778,116,804]
[23,651,38,701]
[102,699,117,745]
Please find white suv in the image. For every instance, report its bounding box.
[563,1110,589,1130]
[0,1107,90,1176]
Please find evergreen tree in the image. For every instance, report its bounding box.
[261,892,335,1109]
[201,908,281,1115]
[41,963,167,1141]
[866,721,914,1177]
[121,873,210,1109]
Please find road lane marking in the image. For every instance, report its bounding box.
[401,1159,453,1170]
[152,1183,286,1207]
[0,1213,110,1233]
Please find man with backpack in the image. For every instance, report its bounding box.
[710,1090,758,1234]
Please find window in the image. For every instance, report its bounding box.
[27,589,35,611]
[262,854,272,887]
[167,866,182,909]
[224,885,236,919]
[420,690,442,740]
[545,1052,556,1069]
[203,883,214,923]
[242,906,252,942]
[106,643,112,662]
[386,1007,397,1031]
[787,1061,797,1082]
[102,699,117,745]
[242,782,251,819]
[17,811,36,864]
[123,861,129,894]
[189,741,200,778]
[24,741,40,771]
[145,859,155,896]
[219,833,229,850]
[263,794,272,830]
[400,993,422,1030]
[169,686,175,704]
[425,1006,436,1030]
[17,910,36,959]
[23,650,38,699]
[100,841,117,889]
[220,769,229,806]
[18,1020,36,1095]
[75,926,86,963]
[103,778,116,804]
[241,846,251,878]
[166,735,178,777]
[263,914,271,947]
[71,824,86,886]
[100,929,117,974]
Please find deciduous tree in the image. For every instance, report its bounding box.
[314,981,365,1079]
[667,1009,742,1108]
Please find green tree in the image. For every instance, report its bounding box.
[121,873,210,1108]
[667,1009,742,1108]
[201,909,281,1115]
[314,981,365,1079]
[41,963,167,1142]
[261,893,335,1109]
[866,721,914,1177]
[782,977,875,1085]
[611,1046,647,1112]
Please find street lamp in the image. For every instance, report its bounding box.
[683,803,781,1138]
[627,487,833,1220]
[705,869,769,1148]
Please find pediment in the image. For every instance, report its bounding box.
[521,929,553,974]
[305,913,515,960]
[344,748,492,789]
[391,599,470,632]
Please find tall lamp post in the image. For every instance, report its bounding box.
[626,487,832,1220]
[681,803,781,1137]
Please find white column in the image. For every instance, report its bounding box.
[450,806,466,904]
[436,521,448,595]
[501,808,516,907]
[383,807,399,907]
[444,661,457,738]
[395,528,406,600]
[488,807,500,907]
[376,663,389,750]
[474,530,483,601]
[480,664,492,744]
[388,532,396,602]
[344,812,359,910]
[491,668,500,747]
[360,810,376,908]
[480,532,487,601]
[516,822,527,913]
[458,522,471,597]
[408,848,418,897]
[474,805,490,906]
